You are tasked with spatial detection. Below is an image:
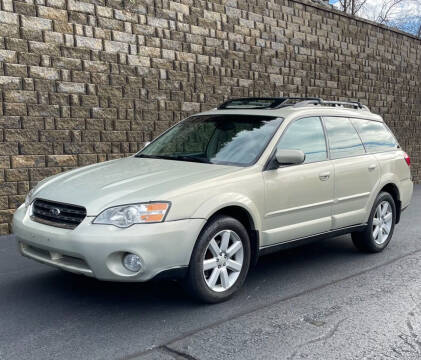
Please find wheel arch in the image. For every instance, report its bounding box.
[192,195,262,267]
[206,205,260,267]
[379,182,401,224]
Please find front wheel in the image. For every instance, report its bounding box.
[352,192,396,253]
[186,215,251,303]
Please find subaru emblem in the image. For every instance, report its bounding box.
[50,207,61,216]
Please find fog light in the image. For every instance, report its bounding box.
[123,253,142,272]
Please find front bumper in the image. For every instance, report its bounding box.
[13,204,206,282]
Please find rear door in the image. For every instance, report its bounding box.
[323,117,380,229]
[262,116,334,246]
[351,118,412,208]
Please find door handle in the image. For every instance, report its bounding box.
[319,172,330,181]
[368,164,377,171]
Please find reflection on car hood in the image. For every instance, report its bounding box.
[33,157,240,215]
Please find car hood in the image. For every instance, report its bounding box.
[33,157,241,215]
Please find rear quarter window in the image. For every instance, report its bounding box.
[351,119,399,153]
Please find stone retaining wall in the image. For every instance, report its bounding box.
[0,0,420,234]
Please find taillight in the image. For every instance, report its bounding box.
[404,152,411,166]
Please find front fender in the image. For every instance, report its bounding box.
[191,192,262,232]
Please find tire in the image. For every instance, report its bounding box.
[352,192,396,253]
[185,215,251,303]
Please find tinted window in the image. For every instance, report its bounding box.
[138,115,283,166]
[277,117,327,163]
[351,119,398,153]
[324,117,366,159]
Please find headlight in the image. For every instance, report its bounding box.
[93,202,170,228]
[24,187,37,207]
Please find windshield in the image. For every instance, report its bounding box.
[136,114,283,166]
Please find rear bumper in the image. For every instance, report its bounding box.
[13,204,206,282]
[400,178,413,210]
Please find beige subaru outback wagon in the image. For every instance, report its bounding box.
[13,97,413,303]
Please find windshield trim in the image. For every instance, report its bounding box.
[135,114,284,167]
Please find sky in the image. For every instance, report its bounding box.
[328,0,420,35]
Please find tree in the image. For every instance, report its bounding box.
[376,0,406,23]
[333,0,421,37]
[335,0,368,15]
[376,0,421,37]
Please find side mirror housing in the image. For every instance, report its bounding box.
[275,149,305,166]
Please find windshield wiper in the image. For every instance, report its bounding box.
[135,154,173,160]
[171,155,211,163]
[136,154,210,163]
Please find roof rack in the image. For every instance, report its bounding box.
[217,97,370,112]
[294,99,369,110]
[217,97,322,110]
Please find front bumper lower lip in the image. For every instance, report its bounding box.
[13,204,206,282]
[19,242,94,276]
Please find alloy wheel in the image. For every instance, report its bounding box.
[372,200,393,245]
[202,230,244,292]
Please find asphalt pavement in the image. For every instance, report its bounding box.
[0,185,420,360]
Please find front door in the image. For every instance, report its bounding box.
[262,117,334,246]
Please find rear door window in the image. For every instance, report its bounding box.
[351,118,398,153]
[323,117,366,159]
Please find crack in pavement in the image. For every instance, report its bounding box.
[121,247,421,360]
[404,308,421,353]
[286,318,347,360]
[382,294,421,359]
[161,345,200,360]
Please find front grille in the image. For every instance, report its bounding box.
[31,199,87,229]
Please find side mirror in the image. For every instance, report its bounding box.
[275,149,305,166]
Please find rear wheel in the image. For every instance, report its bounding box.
[352,192,396,253]
[186,215,251,303]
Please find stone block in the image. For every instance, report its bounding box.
[21,15,52,30]
[47,155,77,167]
[68,0,95,14]
[0,24,19,37]
[75,36,103,50]
[169,2,189,15]
[127,55,150,66]
[57,82,86,94]
[0,49,17,62]
[92,107,117,119]
[11,155,45,168]
[4,91,37,103]
[38,6,68,21]
[4,103,27,116]
[83,60,109,72]
[30,66,60,80]
[0,10,18,25]
[4,64,28,77]
[104,40,129,53]
[28,104,60,117]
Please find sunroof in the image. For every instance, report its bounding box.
[218,98,287,109]
[217,97,322,110]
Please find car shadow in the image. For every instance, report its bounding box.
[4,234,361,309]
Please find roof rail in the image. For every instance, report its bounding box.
[294,99,370,111]
[217,97,322,110]
[216,97,370,112]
